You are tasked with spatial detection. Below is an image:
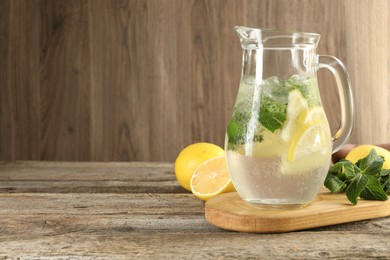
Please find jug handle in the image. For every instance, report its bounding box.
[318,55,354,154]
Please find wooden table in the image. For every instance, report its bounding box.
[1,161,390,258]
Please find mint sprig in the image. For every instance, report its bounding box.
[325,149,389,205]
[258,97,287,133]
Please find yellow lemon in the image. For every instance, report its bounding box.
[287,124,330,162]
[174,143,225,191]
[190,156,235,201]
[345,145,390,169]
[287,106,331,162]
[280,89,309,143]
[298,106,329,128]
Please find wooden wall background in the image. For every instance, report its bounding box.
[0,0,389,162]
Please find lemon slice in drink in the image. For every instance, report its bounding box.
[287,107,331,162]
[288,125,322,161]
[282,106,332,174]
[190,156,235,201]
[280,89,309,143]
[298,106,329,127]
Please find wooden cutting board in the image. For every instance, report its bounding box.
[205,191,390,233]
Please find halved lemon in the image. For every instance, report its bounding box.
[174,143,225,191]
[190,156,235,201]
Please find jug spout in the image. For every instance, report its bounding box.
[234,26,320,49]
[234,26,263,49]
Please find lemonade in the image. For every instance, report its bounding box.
[225,75,332,206]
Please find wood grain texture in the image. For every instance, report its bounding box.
[0,161,390,258]
[345,1,390,145]
[0,161,184,193]
[1,0,41,160]
[40,0,92,160]
[1,193,390,258]
[205,192,390,233]
[0,0,389,161]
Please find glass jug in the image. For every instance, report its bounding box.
[225,26,354,208]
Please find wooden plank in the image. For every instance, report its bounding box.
[88,0,152,161]
[0,161,174,180]
[39,0,92,160]
[0,161,389,258]
[1,0,41,160]
[0,161,184,193]
[0,231,390,258]
[345,0,390,144]
[0,0,12,159]
[0,180,184,193]
[0,193,204,216]
[0,193,388,232]
[0,193,389,258]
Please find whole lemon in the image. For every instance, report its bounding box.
[345,144,390,169]
[174,143,225,191]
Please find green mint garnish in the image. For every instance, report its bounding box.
[360,175,388,201]
[355,150,384,175]
[227,103,263,147]
[258,97,287,133]
[227,107,250,145]
[379,169,390,192]
[323,173,347,193]
[325,149,389,205]
[345,173,370,205]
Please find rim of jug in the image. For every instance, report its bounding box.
[235,26,320,50]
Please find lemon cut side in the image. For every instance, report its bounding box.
[190,156,235,201]
[174,143,225,191]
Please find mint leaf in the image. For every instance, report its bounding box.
[325,148,390,205]
[356,149,384,175]
[227,101,265,148]
[328,161,344,176]
[360,175,388,201]
[324,173,347,193]
[345,173,369,205]
[380,169,390,177]
[384,179,390,193]
[227,119,245,144]
[328,160,356,181]
[258,97,287,133]
[380,169,390,192]
[342,160,357,180]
